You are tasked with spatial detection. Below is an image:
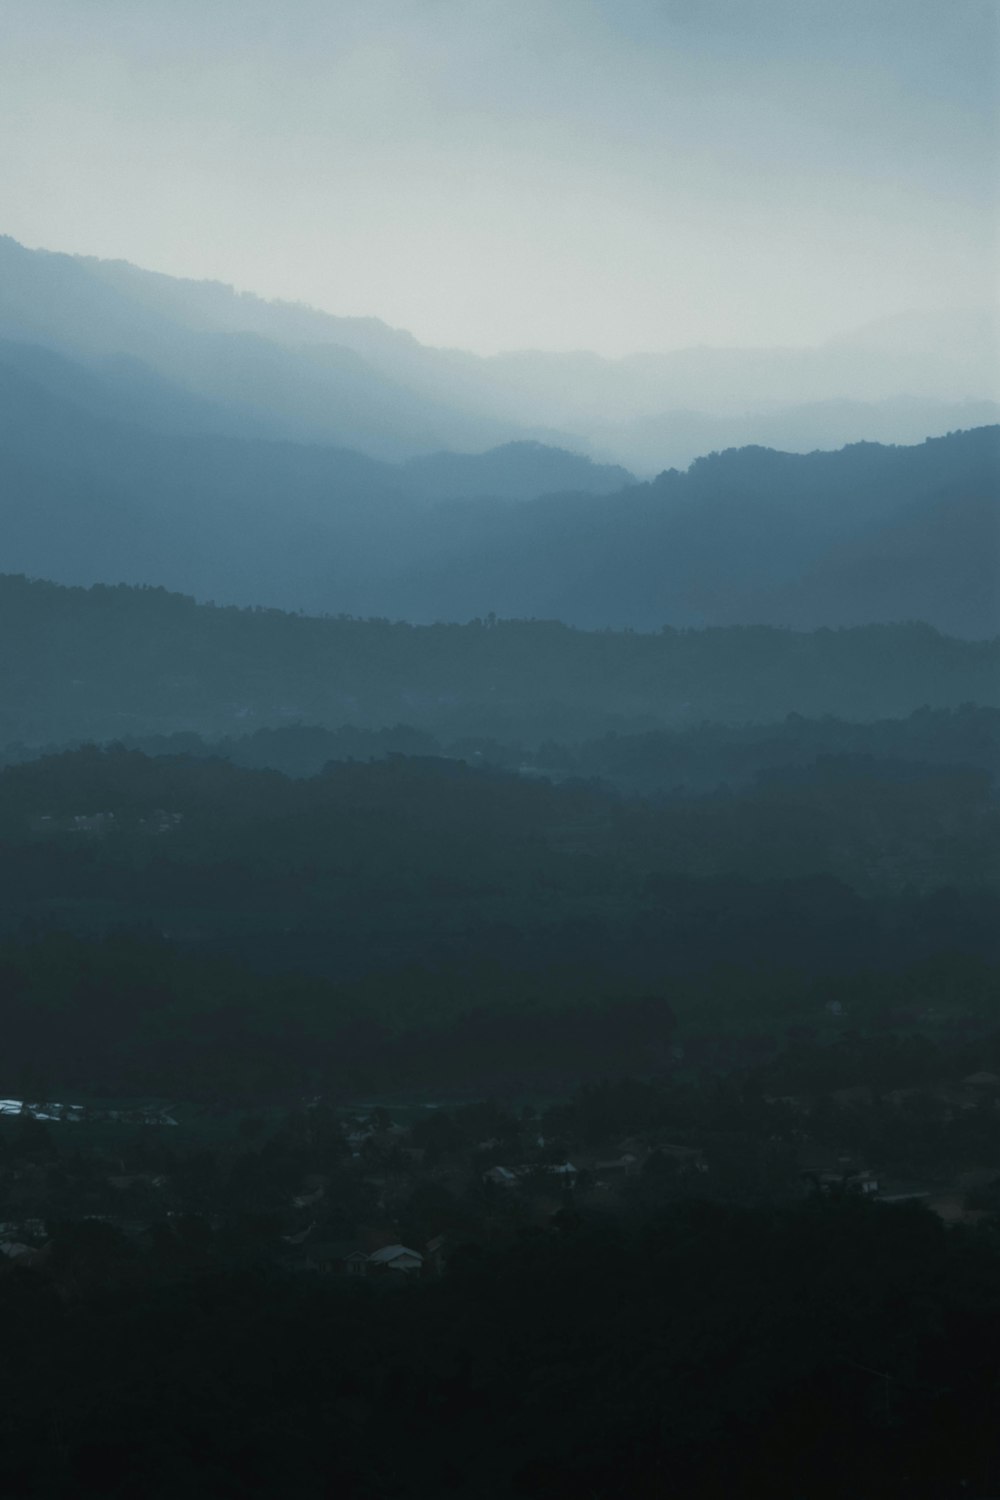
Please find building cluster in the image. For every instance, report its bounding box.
[3,1068,1000,1295]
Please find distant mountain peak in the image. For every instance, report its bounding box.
[1,231,997,473]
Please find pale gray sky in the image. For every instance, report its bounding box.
[1,0,997,354]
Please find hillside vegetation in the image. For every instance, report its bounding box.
[2,575,998,748]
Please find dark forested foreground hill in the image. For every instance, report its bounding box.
[4,737,996,901]
[3,1193,1000,1497]
[0,744,995,1098]
[0,739,997,1096]
[2,574,998,747]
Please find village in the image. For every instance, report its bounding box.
[3,1061,1000,1295]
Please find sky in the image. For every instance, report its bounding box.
[1,0,997,355]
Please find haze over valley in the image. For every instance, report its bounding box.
[1,234,997,635]
[1,3,999,1495]
[2,231,997,475]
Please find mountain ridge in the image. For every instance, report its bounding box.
[0,341,995,635]
[3,234,996,470]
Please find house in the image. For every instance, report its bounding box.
[0,1218,46,1241]
[332,1246,370,1277]
[514,1163,578,1183]
[484,1166,517,1188]
[367,1244,424,1274]
[0,1241,33,1260]
[817,1170,879,1196]
[963,1072,1000,1088]
[876,1182,932,1205]
[282,1223,317,1248]
[107,1172,168,1192]
[799,1157,878,1196]
[292,1186,325,1209]
[594,1153,640,1178]
[0,1240,47,1269]
[545,1162,577,1181]
[961,1072,1000,1104]
[882,1087,922,1107]
[142,810,184,834]
[71,812,115,835]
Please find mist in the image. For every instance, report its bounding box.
[2,6,1000,1495]
[1,0,996,355]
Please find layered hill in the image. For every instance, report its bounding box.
[0,235,529,457]
[0,234,995,635]
[387,428,998,636]
[0,342,633,615]
[2,345,994,634]
[1,574,997,749]
[1,235,995,470]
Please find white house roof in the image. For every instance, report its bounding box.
[368,1244,423,1266]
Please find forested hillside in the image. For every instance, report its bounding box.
[3,10,999,1496]
[1,340,994,630]
[386,427,1000,634]
[2,575,997,747]
[45,704,991,795]
[0,741,996,1097]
